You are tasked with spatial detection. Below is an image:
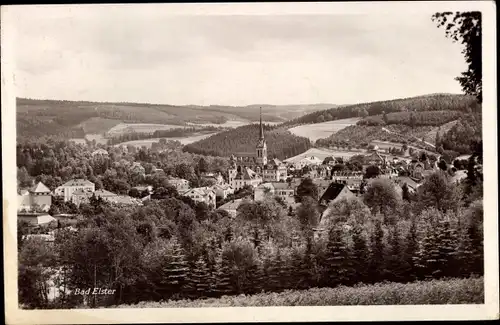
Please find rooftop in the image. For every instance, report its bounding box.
[62,179,94,187]
[29,182,51,193]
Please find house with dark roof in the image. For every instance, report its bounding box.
[319,183,356,207]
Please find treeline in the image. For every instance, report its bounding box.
[107,126,225,145]
[184,124,312,160]
[18,169,483,308]
[283,94,480,127]
[358,110,463,127]
[16,139,230,195]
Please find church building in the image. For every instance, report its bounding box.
[228,109,287,189]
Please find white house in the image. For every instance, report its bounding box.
[228,167,262,191]
[182,187,217,208]
[54,179,95,202]
[212,184,235,200]
[91,148,109,157]
[166,177,190,193]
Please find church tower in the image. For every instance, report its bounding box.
[256,107,268,166]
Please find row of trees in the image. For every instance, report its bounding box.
[107,126,225,145]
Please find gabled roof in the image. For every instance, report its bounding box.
[30,182,51,193]
[319,183,350,205]
[219,199,243,211]
[237,167,259,180]
[395,176,419,189]
[184,187,215,197]
[271,182,294,190]
[62,179,94,187]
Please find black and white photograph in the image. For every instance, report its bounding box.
[1,2,498,323]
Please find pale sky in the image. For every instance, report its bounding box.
[11,5,467,106]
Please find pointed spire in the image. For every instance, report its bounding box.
[259,107,264,140]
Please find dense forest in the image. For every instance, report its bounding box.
[19,168,484,308]
[282,94,480,127]
[183,124,312,160]
[107,126,226,146]
[357,110,464,127]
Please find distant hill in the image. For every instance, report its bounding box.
[16,98,334,141]
[187,103,338,122]
[281,93,480,128]
[183,124,312,160]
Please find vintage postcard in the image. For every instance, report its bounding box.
[2,1,498,324]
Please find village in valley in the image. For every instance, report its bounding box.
[18,109,473,238]
[12,7,486,311]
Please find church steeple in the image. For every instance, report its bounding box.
[256,107,267,166]
[259,107,264,140]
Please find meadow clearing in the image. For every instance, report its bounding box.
[113,277,483,308]
[114,132,219,147]
[288,117,361,142]
[285,147,366,163]
[106,123,186,136]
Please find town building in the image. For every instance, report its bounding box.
[212,183,235,200]
[18,212,57,227]
[91,148,109,157]
[71,189,142,207]
[54,179,95,202]
[166,177,190,193]
[253,182,296,207]
[218,199,244,218]
[182,187,217,208]
[228,109,286,186]
[17,182,52,212]
[201,172,225,185]
[363,151,387,168]
[228,166,262,191]
[318,182,356,207]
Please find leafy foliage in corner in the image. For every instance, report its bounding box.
[432,12,482,102]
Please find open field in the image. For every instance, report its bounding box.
[77,117,123,134]
[288,118,361,142]
[106,123,187,136]
[115,133,219,147]
[113,277,483,308]
[187,120,281,128]
[285,147,365,163]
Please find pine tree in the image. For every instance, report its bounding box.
[368,220,385,283]
[385,224,405,283]
[188,256,210,299]
[350,225,369,285]
[323,226,351,287]
[244,258,265,295]
[267,249,285,292]
[158,237,189,300]
[213,249,232,297]
[434,220,459,278]
[402,219,418,282]
[414,224,442,279]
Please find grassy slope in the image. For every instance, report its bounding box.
[288,117,361,142]
[113,277,483,308]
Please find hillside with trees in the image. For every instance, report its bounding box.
[183,124,312,160]
[282,94,480,128]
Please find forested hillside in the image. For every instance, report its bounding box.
[183,124,312,159]
[283,94,480,127]
[357,110,463,127]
